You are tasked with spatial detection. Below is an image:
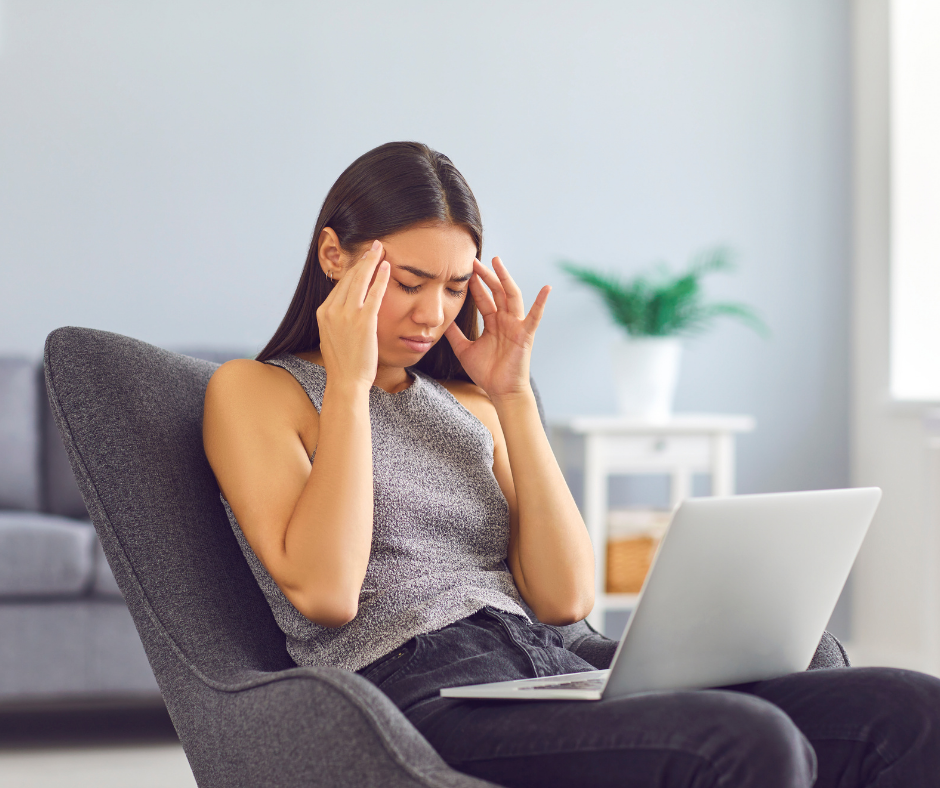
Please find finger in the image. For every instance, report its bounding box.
[333,240,382,306]
[349,240,385,307]
[329,244,371,307]
[468,269,498,317]
[491,256,526,318]
[444,320,472,357]
[472,259,510,315]
[364,259,391,312]
[468,273,501,336]
[522,285,551,334]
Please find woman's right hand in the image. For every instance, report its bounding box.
[316,239,390,391]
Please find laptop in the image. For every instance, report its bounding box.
[441,487,881,701]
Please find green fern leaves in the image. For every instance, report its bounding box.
[558,248,769,339]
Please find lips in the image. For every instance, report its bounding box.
[400,336,434,353]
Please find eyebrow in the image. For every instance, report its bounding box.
[394,264,473,283]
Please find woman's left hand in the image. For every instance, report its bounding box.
[444,257,550,401]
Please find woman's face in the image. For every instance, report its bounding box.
[369,223,477,367]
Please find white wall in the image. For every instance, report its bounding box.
[849,0,940,673]
[0,1,851,500]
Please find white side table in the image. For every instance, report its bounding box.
[550,414,755,631]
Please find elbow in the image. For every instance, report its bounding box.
[529,593,594,627]
[306,600,358,628]
[285,585,360,628]
[533,608,581,627]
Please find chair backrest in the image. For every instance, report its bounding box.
[44,327,295,682]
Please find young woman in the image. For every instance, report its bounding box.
[203,141,940,787]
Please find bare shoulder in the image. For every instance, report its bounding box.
[437,378,492,411]
[206,359,305,410]
[437,379,504,442]
[204,359,318,452]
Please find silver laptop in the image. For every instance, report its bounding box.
[441,487,881,701]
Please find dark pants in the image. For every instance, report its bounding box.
[358,607,940,787]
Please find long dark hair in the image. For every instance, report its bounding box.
[256,142,482,381]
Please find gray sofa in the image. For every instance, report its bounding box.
[0,349,242,706]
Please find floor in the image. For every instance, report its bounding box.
[0,703,197,788]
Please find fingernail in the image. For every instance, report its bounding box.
[371,240,380,251]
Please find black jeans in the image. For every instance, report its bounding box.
[358,607,940,787]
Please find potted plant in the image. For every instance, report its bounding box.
[559,248,768,420]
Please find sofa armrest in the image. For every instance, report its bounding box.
[176,666,499,788]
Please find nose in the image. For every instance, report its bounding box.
[411,289,445,329]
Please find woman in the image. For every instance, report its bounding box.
[203,141,940,787]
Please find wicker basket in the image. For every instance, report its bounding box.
[605,509,671,594]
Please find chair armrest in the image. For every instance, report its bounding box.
[553,618,620,669]
[808,631,851,670]
[177,666,498,788]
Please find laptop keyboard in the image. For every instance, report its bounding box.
[518,677,607,691]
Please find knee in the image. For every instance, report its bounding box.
[848,668,940,751]
[801,667,940,783]
[700,693,816,788]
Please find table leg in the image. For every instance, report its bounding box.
[712,433,735,496]
[584,434,606,631]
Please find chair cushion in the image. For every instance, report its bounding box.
[0,512,96,598]
[0,357,42,511]
[38,351,249,521]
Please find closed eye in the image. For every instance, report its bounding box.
[396,282,466,299]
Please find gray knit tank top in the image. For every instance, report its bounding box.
[220,353,529,672]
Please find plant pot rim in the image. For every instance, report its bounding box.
[615,335,683,343]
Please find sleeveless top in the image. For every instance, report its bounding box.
[220,353,529,672]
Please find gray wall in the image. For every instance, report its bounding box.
[0,0,850,496]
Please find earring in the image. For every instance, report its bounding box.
[327,270,333,282]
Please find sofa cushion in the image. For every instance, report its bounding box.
[40,364,89,519]
[0,357,41,511]
[0,600,160,700]
[0,513,96,598]
[91,532,123,599]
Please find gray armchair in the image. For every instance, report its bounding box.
[43,326,847,788]
[42,327,609,786]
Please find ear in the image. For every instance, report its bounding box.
[317,227,345,279]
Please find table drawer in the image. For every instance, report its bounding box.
[596,435,712,471]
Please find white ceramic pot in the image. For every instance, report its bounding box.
[610,336,682,421]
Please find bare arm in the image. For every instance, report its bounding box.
[279,380,373,625]
[444,256,595,626]
[450,382,593,626]
[492,390,594,624]
[204,365,373,626]
[203,241,390,626]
